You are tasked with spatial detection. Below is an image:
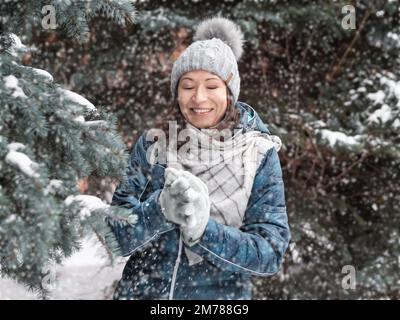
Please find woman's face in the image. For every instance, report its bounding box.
[177,70,228,129]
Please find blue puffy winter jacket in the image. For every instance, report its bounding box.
[106,102,291,300]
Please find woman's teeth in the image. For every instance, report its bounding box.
[192,108,212,114]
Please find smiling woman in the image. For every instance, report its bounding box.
[178,71,229,129]
[155,75,240,140]
[106,16,291,300]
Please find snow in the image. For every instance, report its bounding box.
[4,214,17,224]
[7,33,27,57]
[309,120,327,129]
[3,75,27,98]
[1,195,128,299]
[57,88,97,111]
[367,104,393,124]
[9,34,25,48]
[387,32,400,48]
[289,242,302,264]
[21,65,54,82]
[7,142,25,151]
[357,86,367,93]
[84,120,107,127]
[362,79,374,86]
[379,75,400,107]
[0,235,127,300]
[31,67,54,82]
[74,115,86,123]
[363,73,400,129]
[64,195,108,219]
[74,118,108,126]
[303,222,334,251]
[351,73,400,131]
[5,145,40,178]
[367,90,386,105]
[64,236,112,268]
[11,62,54,82]
[44,179,63,195]
[319,129,362,148]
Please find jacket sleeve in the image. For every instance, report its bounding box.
[188,147,291,276]
[105,132,175,257]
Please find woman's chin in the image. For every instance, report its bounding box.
[188,118,215,129]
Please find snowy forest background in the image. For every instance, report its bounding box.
[1,0,399,299]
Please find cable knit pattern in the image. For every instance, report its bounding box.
[171,19,242,104]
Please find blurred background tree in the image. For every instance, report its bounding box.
[1,0,399,299]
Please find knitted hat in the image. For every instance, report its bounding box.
[170,17,244,105]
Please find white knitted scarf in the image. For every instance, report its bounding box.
[167,124,282,266]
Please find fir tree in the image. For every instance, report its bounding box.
[0,0,137,297]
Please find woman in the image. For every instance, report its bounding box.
[106,17,291,300]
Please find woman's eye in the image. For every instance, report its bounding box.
[183,87,194,90]
[208,87,218,90]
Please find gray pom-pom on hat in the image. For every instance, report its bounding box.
[170,17,244,105]
[193,16,244,61]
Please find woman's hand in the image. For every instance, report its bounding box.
[160,167,210,246]
[160,168,196,225]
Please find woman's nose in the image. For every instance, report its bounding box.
[192,86,208,104]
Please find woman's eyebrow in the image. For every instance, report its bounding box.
[180,77,220,81]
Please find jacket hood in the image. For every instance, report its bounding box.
[235,101,270,134]
[235,101,282,152]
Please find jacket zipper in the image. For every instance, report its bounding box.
[168,230,183,300]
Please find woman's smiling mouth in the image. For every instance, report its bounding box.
[191,108,213,115]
